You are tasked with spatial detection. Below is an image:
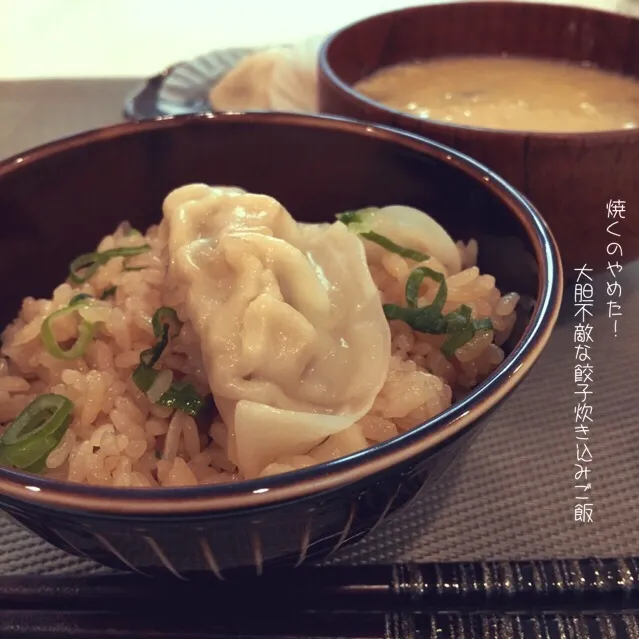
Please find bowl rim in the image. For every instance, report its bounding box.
[318,0,639,140]
[0,111,563,514]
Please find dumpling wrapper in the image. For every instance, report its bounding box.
[268,36,324,112]
[310,423,370,464]
[209,48,287,111]
[163,185,391,478]
[209,37,324,113]
[354,205,462,275]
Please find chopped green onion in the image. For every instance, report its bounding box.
[152,307,183,340]
[441,328,474,358]
[405,266,446,309]
[383,266,449,333]
[40,296,97,360]
[382,303,447,335]
[1,394,73,445]
[444,304,472,332]
[111,245,151,257]
[69,293,93,306]
[336,211,364,226]
[135,307,181,369]
[0,394,73,471]
[131,361,159,391]
[153,380,207,416]
[440,305,475,358]
[337,210,430,263]
[383,265,493,359]
[69,244,150,284]
[360,231,430,263]
[23,456,48,474]
[139,340,167,369]
[0,433,59,470]
[339,207,495,358]
[68,253,102,285]
[69,287,117,304]
[441,314,493,358]
[133,362,206,417]
[132,307,206,417]
[335,207,379,231]
[473,318,494,332]
[100,286,117,300]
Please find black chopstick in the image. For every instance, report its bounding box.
[2,609,639,638]
[1,557,638,614]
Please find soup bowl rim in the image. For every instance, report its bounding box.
[318,0,639,140]
[0,111,563,515]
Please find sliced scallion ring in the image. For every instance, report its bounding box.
[68,244,150,284]
[40,297,97,360]
[405,266,446,310]
[23,455,48,474]
[69,293,93,306]
[0,394,73,471]
[1,394,73,446]
[0,433,59,470]
[68,253,102,284]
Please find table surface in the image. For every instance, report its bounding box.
[1,0,638,80]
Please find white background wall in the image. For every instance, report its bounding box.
[0,0,633,80]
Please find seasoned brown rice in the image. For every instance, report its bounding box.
[0,213,518,487]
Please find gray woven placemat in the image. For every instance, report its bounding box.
[0,79,637,576]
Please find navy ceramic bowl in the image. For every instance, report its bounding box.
[0,113,562,578]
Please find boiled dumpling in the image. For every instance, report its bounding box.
[268,35,324,112]
[310,423,370,464]
[349,205,462,275]
[209,48,287,111]
[209,37,323,113]
[163,185,391,478]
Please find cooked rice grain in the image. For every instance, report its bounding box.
[0,227,517,487]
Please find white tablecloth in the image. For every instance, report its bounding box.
[0,0,635,80]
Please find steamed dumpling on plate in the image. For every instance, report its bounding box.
[268,35,324,112]
[208,48,288,111]
[209,36,323,113]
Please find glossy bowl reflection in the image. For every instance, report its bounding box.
[0,113,562,578]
